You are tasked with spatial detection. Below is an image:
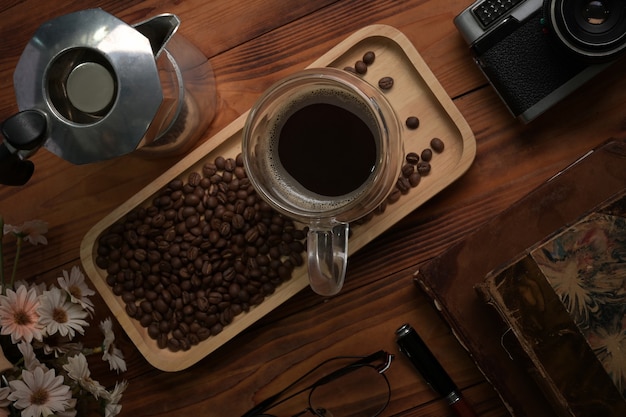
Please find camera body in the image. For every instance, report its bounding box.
[455,0,625,123]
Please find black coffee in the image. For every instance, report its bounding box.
[277,102,377,197]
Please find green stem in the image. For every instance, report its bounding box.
[10,237,22,290]
[82,346,103,356]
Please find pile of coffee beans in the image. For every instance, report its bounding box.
[95,154,307,352]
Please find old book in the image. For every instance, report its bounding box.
[477,190,626,417]
[414,138,626,417]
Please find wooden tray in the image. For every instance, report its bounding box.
[80,24,475,371]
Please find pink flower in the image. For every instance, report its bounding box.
[0,286,43,343]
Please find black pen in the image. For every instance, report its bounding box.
[395,323,478,417]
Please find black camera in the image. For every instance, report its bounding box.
[455,0,626,122]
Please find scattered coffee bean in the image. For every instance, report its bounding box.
[355,60,368,74]
[421,148,433,162]
[401,164,414,178]
[417,161,431,175]
[405,116,420,129]
[378,76,394,90]
[409,172,421,187]
[344,66,356,73]
[363,51,376,65]
[430,137,445,153]
[396,177,411,195]
[387,189,401,204]
[406,152,419,165]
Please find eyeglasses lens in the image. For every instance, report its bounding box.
[308,365,390,417]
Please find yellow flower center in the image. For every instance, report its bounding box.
[68,285,82,299]
[31,387,49,405]
[52,307,68,324]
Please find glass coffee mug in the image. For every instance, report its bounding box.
[242,68,402,296]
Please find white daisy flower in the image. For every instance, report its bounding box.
[62,353,107,399]
[13,280,47,296]
[0,286,43,343]
[55,397,77,417]
[0,386,10,417]
[0,385,12,407]
[103,344,127,374]
[38,287,89,339]
[8,366,72,417]
[18,341,42,371]
[57,266,95,315]
[103,380,128,417]
[100,318,127,373]
[100,317,115,347]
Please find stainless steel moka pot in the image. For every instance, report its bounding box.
[0,8,216,185]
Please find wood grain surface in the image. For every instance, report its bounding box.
[1,0,625,416]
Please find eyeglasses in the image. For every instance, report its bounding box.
[241,350,393,417]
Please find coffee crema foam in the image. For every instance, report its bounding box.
[262,85,382,213]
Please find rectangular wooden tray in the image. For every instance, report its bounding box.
[80,24,476,371]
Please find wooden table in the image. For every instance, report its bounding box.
[1,1,625,416]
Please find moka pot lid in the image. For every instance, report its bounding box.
[13,8,164,164]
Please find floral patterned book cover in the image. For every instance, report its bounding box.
[477,189,626,417]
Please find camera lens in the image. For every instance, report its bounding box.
[583,1,609,24]
[546,0,626,61]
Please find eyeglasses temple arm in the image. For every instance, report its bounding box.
[313,350,391,386]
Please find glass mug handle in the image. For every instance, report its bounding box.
[307,221,350,296]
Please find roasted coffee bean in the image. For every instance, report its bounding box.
[378,76,394,90]
[214,156,226,170]
[396,177,411,194]
[125,302,138,317]
[421,148,433,162]
[430,137,445,153]
[405,116,420,129]
[144,289,158,303]
[184,194,200,207]
[202,162,217,177]
[148,323,160,339]
[363,51,376,65]
[234,166,246,179]
[224,158,236,172]
[167,338,181,352]
[169,178,184,190]
[401,164,414,178]
[417,161,431,175]
[409,172,421,187]
[154,298,169,314]
[188,172,202,187]
[387,189,402,204]
[355,60,368,74]
[139,314,153,327]
[344,66,356,73]
[406,152,419,165]
[211,323,223,335]
[121,291,135,303]
[208,292,222,304]
[197,327,211,341]
[250,294,265,306]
